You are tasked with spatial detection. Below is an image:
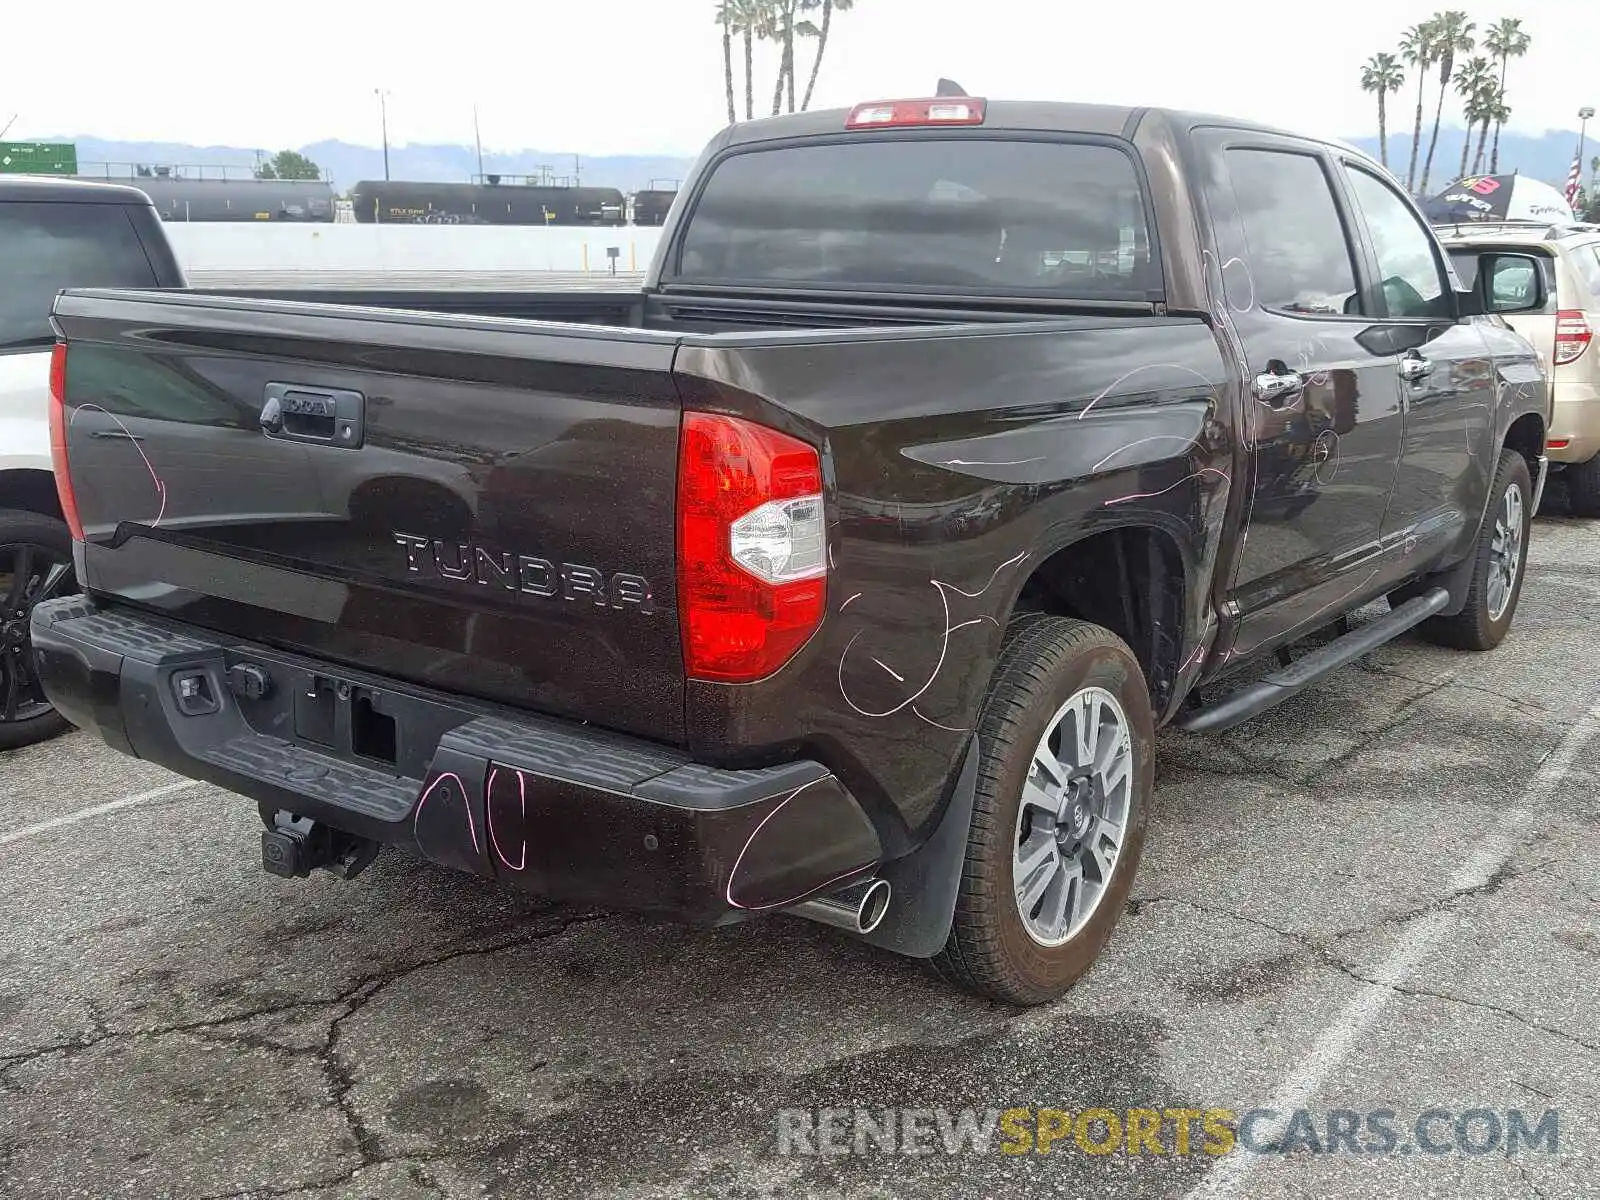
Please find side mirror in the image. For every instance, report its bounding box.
[1459,252,1547,317]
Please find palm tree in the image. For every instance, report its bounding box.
[764,0,819,115]
[1472,92,1510,175]
[716,2,737,125]
[722,0,764,120]
[1399,21,1436,190]
[768,0,794,115]
[1454,56,1495,179]
[799,0,854,112]
[1360,52,1406,168]
[1484,17,1531,173]
[1420,11,1476,194]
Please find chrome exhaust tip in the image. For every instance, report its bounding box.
[785,877,891,935]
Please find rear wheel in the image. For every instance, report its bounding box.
[1419,449,1532,652]
[1563,453,1600,518]
[933,615,1153,1006]
[0,510,77,752]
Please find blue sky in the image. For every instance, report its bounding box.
[4,0,1592,154]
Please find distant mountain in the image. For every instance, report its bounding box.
[1345,127,1592,193]
[50,136,697,194]
[46,126,1595,198]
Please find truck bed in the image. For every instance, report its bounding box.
[50,284,1222,780]
[184,283,1114,332]
[184,268,650,293]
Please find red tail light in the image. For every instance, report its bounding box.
[1555,310,1593,365]
[677,412,826,682]
[47,342,85,542]
[845,98,987,129]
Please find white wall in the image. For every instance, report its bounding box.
[164,223,666,275]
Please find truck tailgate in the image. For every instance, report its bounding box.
[52,290,687,742]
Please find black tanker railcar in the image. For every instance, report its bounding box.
[347,180,627,226]
[630,189,678,226]
[107,177,336,222]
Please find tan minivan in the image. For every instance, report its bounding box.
[1440,220,1600,513]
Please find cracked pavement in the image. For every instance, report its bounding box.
[3,501,1599,1199]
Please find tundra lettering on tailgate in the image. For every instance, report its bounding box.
[393,532,655,613]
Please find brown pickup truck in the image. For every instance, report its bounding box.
[35,94,1549,1004]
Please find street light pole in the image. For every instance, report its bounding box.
[1575,106,1596,216]
[375,89,391,181]
[1580,106,1596,181]
[473,105,484,180]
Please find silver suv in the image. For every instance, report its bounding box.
[1439,220,1600,513]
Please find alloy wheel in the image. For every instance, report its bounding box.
[1486,482,1524,622]
[1011,686,1135,947]
[0,543,74,725]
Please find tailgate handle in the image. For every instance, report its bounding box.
[261,383,365,449]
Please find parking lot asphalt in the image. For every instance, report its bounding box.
[4,495,1599,1200]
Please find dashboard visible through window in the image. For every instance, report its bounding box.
[1343,167,1452,320]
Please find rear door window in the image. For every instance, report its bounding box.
[673,138,1157,300]
[1221,149,1360,316]
[0,201,160,352]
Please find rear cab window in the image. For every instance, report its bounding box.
[0,201,161,352]
[669,138,1158,301]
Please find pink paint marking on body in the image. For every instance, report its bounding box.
[1093,435,1199,472]
[837,553,1026,723]
[725,778,874,911]
[1104,468,1230,507]
[913,705,970,733]
[71,404,167,527]
[1077,363,1220,420]
[412,771,480,857]
[485,766,527,872]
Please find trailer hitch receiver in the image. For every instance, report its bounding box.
[261,811,380,880]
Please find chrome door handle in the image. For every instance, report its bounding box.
[1252,369,1305,405]
[1399,354,1434,383]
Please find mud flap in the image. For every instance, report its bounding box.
[858,737,979,959]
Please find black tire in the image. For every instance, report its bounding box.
[1564,453,1600,518]
[0,509,76,752]
[933,614,1154,1006]
[1418,449,1532,652]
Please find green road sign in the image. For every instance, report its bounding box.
[0,142,79,175]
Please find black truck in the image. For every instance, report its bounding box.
[33,96,1551,1005]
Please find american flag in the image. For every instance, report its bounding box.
[1566,155,1583,210]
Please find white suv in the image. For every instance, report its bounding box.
[0,175,185,749]
[1439,221,1600,513]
